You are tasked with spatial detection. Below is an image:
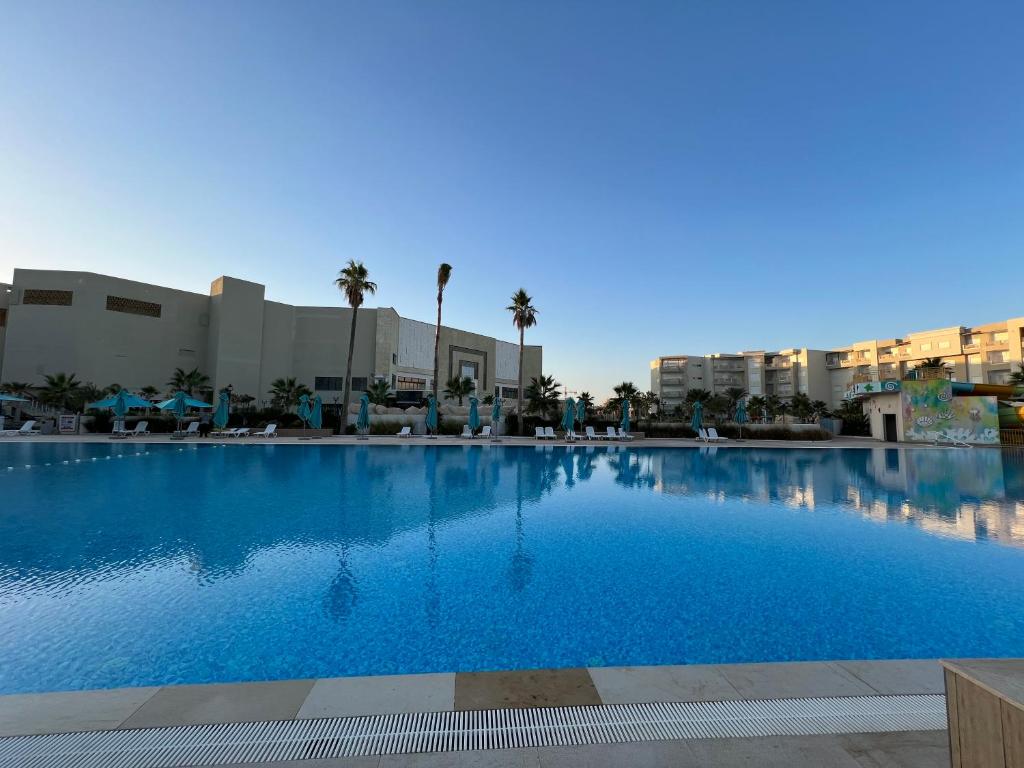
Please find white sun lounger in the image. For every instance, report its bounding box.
[544,426,557,440]
[584,426,600,440]
[617,428,634,441]
[535,427,546,440]
[605,426,618,440]
[396,426,412,438]
[1,420,39,436]
[461,425,473,439]
[480,425,492,438]
[118,421,149,437]
[252,423,277,438]
[706,427,728,442]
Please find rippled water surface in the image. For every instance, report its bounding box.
[2,442,1023,693]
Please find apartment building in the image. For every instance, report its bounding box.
[0,269,542,407]
[652,317,1024,409]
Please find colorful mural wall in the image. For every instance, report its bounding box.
[901,380,999,444]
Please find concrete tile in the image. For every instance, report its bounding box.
[455,669,601,711]
[834,661,945,695]
[298,674,455,718]
[839,730,951,768]
[0,686,160,736]
[687,734,863,767]
[588,665,740,704]
[538,740,699,767]
[380,749,540,767]
[717,662,877,699]
[121,679,314,728]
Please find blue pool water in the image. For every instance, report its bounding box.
[2,442,1024,694]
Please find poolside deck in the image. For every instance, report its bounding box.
[0,660,951,766]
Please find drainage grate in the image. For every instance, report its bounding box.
[0,694,946,768]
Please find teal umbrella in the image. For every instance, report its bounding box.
[426,394,438,435]
[298,394,312,426]
[575,399,586,429]
[213,391,230,429]
[734,398,748,439]
[468,396,480,434]
[87,390,151,419]
[309,395,323,429]
[0,394,27,402]
[157,391,211,432]
[620,399,631,433]
[491,396,502,436]
[562,397,577,436]
[690,400,704,432]
[356,393,370,433]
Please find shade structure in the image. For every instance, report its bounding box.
[691,400,704,432]
[356,394,370,432]
[562,397,577,434]
[734,399,749,424]
[620,399,631,433]
[297,394,312,426]
[490,396,502,437]
[575,399,586,428]
[87,390,152,420]
[213,391,230,429]
[468,397,480,432]
[309,395,323,429]
[157,392,212,419]
[0,394,27,402]
[425,395,438,434]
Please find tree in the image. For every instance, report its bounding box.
[685,388,712,404]
[482,394,494,406]
[0,381,31,397]
[39,372,82,410]
[139,385,159,400]
[707,394,731,421]
[1009,364,1024,385]
[365,380,391,405]
[506,289,538,435]
[776,399,792,424]
[746,395,766,423]
[811,400,831,421]
[432,263,452,407]
[724,387,747,409]
[103,383,122,396]
[335,260,378,421]
[443,375,475,405]
[764,394,781,420]
[577,391,595,413]
[790,392,813,423]
[525,375,561,419]
[914,357,951,379]
[835,398,870,436]
[269,377,312,411]
[167,367,210,395]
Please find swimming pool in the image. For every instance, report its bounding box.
[1,443,1023,694]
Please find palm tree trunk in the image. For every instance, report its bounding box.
[517,326,525,436]
[433,292,443,405]
[341,307,359,430]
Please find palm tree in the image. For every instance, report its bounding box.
[365,380,391,405]
[811,400,831,422]
[776,399,792,424]
[685,388,712,404]
[103,383,122,396]
[764,394,781,421]
[482,394,495,406]
[1009,364,1024,385]
[913,357,951,380]
[747,395,766,423]
[335,260,378,421]
[269,377,312,411]
[167,367,210,395]
[724,387,747,409]
[139,385,159,400]
[790,392,813,423]
[432,263,452,406]
[525,375,561,420]
[39,372,82,410]
[506,289,538,434]
[443,375,475,405]
[578,391,594,413]
[0,381,31,397]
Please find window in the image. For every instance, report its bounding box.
[351,377,368,392]
[315,376,345,391]
[501,386,519,399]
[938,340,951,349]
[23,289,72,306]
[0,307,6,327]
[392,353,397,364]
[919,342,932,352]
[994,332,1009,343]
[106,295,162,318]
[397,376,426,391]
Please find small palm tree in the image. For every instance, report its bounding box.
[790,392,813,423]
[365,380,391,405]
[482,394,495,406]
[578,391,594,413]
[0,381,32,397]
[525,375,562,419]
[39,372,82,410]
[443,375,475,406]
[335,260,378,421]
[724,387,747,409]
[506,289,538,435]
[1009,364,1024,385]
[269,377,312,411]
[432,263,452,406]
[914,357,951,380]
[811,400,831,421]
[764,394,781,420]
[747,395,766,423]
[167,367,210,395]
[103,383,122,396]
[139,385,159,400]
[685,388,712,404]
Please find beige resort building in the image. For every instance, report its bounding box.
[0,269,542,408]
[651,317,1024,411]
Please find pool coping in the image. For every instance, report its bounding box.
[0,659,952,737]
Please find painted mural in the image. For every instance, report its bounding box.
[901,380,999,444]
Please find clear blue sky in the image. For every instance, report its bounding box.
[2,1,1021,399]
